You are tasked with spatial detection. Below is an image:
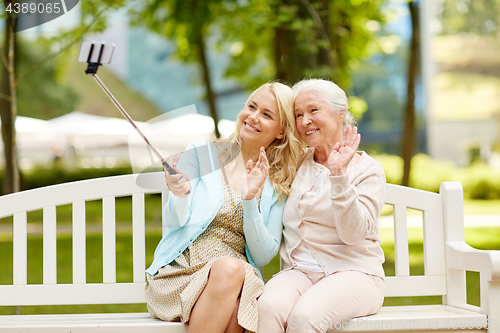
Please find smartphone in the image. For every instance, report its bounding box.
[78,42,115,64]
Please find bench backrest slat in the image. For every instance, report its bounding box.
[73,200,86,284]
[393,205,410,277]
[133,193,146,283]
[103,196,116,284]
[385,275,447,297]
[13,212,27,285]
[422,210,446,276]
[162,191,169,236]
[43,206,57,284]
[385,184,443,213]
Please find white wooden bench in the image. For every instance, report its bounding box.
[0,173,498,332]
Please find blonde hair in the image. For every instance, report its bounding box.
[219,82,302,202]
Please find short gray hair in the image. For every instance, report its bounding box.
[292,78,355,129]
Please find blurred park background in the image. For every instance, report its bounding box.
[0,0,500,315]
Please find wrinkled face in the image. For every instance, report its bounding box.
[239,87,284,149]
[294,90,343,148]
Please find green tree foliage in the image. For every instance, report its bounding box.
[13,38,78,120]
[217,0,385,89]
[131,0,217,58]
[130,0,226,137]
[129,0,384,123]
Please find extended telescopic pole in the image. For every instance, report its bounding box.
[83,44,190,194]
[91,74,176,174]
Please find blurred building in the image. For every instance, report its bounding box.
[424,2,500,167]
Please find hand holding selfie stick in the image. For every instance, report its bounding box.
[80,42,190,195]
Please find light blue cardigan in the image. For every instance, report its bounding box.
[146,140,285,277]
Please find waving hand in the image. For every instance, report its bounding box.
[240,147,269,200]
[327,125,360,176]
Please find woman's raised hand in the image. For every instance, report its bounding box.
[240,147,269,200]
[327,125,360,176]
[164,152,190,198]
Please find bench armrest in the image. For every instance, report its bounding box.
[446,241,500,325]
[446,241,500,282]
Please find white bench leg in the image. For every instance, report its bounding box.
[486,280,500,333]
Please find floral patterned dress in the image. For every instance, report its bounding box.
[145,177,264,332]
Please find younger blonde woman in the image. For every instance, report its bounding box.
[145,82,302,333]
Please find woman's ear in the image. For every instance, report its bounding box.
[276,131,285,140]
[338,112,345,123]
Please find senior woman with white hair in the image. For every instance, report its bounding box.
[257,79,386,333]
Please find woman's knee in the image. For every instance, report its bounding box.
[257,288,276,314]
[209,257,245,289]
[258,283,301,328]
[288,300,319,327]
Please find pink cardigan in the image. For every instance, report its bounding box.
[280,149,386,278]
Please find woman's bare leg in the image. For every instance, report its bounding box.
[188,257,245,333]
[224,297,243,333]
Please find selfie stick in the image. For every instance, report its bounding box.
[83,43,190,194]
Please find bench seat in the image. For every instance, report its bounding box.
[0,313,186,333]
[342,305,488,332]
[0,305,488,332]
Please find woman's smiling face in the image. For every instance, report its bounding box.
[294,90,344,149]
[239,87,284,149]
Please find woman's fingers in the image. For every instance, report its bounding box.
[164,165,190,193]
[166,173,184,187]
[162,155,190,197]
[348,126,357,147]
[337,125,360,150]
[348,127,360,150]
[166,152,182,168]
[245,159,253,174]
[340,126,348,147]
[344,125,352,146]
[354,132,361,150]
[261,154,270,170]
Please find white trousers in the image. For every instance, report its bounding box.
[257,269,385,333]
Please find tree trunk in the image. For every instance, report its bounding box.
[0,18,19,194]
[401,1,420,187]
[274,0,335,85]
[196,32,220,138]
[273,18,304,84]
[316,0,332,68]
